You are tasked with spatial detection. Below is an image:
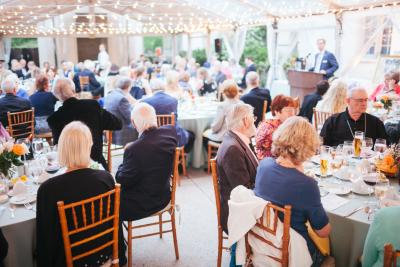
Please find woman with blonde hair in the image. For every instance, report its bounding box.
[36,121,126,267]
[254,117,331,266]
[315,79,348,114]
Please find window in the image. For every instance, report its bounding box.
[364,16,394,58]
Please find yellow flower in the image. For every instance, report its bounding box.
[10,177,19,184]
[381,95,389,101]
[12,144,26,156]
[20,175,28,182]
[383,154,395,166]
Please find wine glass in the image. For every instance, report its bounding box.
[374,179,390,206]
[32,138,44,158]
[374,138,387,159]
[364,137,374,151]
[343,141,353,165]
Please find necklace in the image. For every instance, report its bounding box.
[346,113,366,138]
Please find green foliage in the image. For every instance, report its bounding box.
[143,36,163,55]
[0,150,23,178]
[192,49,207,66]
[11,38,38,49]
[178,50,187,58]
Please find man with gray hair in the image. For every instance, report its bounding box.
[320,86,387,146]
[48,78,122,170]
[216,102,259,234]
[240,71,271,126]
[103,76,138,146]
[0,78,31,127]
[116,102,178,221]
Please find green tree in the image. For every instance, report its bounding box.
[192,49,207,66]
[11,38,38,49]
[143,36,163,55]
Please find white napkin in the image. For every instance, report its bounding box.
[321,193,349,211]
[13,181,27,195]
[352,178,372,194]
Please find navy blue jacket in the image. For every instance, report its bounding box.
[73,69,101,92]
[29,91,58,117]
[309,51,339,79]
[116,126,178,221]
[0,93,32,127]
[299,93,322,122]
[240,87,271,127]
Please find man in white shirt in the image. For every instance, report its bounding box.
[309,38,339,79]
[97,43,110,70]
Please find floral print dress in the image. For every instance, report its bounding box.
[255,119,282,160]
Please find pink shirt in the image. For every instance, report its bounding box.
[369,83,400,101]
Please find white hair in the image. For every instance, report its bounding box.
[53,78,76,101]
[131,102,158,134]
[246,71,259,87]
[1,79,16,93]
[166,70,179,85]
[150,78,165,92]
[346,86,367,98]
[115,77,132,90]
[84,60,95,71]
[119,66,131,77]
[226,103,254,131]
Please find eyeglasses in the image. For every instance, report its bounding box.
[351,98,368,103]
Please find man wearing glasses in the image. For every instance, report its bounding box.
[320,87,388,147]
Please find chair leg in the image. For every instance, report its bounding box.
[159,214,163,238]
[128,221,132,267]
[171,210,180,260]
[217,228,223,267]
[181,149,187,176]
[207,144,211,174]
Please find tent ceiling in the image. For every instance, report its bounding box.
[0,0,397,37]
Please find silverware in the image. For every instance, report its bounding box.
[24,202,35,212]
[8,204,16,218]
[344,206,364,217]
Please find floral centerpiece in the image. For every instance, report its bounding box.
[375,144,400,177]
[0,139,29,179]
[380,95,393,110]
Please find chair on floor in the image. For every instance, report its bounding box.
[79,76,90,91]
[261,100,268,122]
[35,132,53,146]
[210,159,229,267]
[103,130,124,172]
[156,113,186,184]
[7,109,35,140]
[207,141,220,174]
[293,97,300,115]
[384,243,400,267]
[124,148,180,267]
[313,108,333,132]
[57,184,121,267]
[245,203,292,267]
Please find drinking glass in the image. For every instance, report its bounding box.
[32,138,44,158]
[320,145,330,177]
[363,137,374,151]
[374,179,390,205]
[374,138,387,159]
[343,141,353,164]
[354,131,364,158]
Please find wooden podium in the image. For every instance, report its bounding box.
[287,69,324,103]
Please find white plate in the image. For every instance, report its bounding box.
[352,186,374,195]
[314,169,333,177]
[327,186,351,195]
[9,194,36,205]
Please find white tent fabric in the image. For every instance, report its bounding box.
[222,28,247,63]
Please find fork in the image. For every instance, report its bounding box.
[8,204,16,218]
[24,202,35,212]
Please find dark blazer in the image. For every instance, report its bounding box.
[241,63,257,88]
[73,69,101,93]
[216,130,258,233]
[240,87,272,127]
[47,97,122,170]
[116,126,178,221]
[36,168,126,267]
[299,93,322,122]
[0,229,7,267]
[142,92,189,146]
[309,51,339,79]
[0,93,32,127]
[29,91,58,117]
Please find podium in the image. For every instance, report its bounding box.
[287,70,324,103]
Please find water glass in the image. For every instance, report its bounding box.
[32,138,44,157]
[363,137,374,151]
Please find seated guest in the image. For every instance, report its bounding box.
[29,75,58,134]
[0,122,10,140]
[6,73,29,99]
[104,77,138,146]
[369,71,400,101]
[385,121,400,144]
[10,59,24,79]
[195,67,215,96]
[131,66,152,99]
[314,79,348,115]
[255,116,331,265]
[165,70,184,99]
[320,87,388,147]
[36,121,126,267]
[116,103,178,220]
[299,80,329,122]
[203,79,242,146]
[178,71,193,94]
[0,79,32,127]
[0,60,11,84]
[142,79,194,152]
[73,59,103,95]
[47,78,122,170]
[23,61,38,80]
[362,206,400,267]
[240,71,271,127]
[255,95,296,160]
[216,103,259,233]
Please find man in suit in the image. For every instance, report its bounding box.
[116,103,178,221]
[299,80,330,122]
[309,38,339,80]
[240,71,271,127]
[142,83,194,152]
[240,56,257,89]
[0,78,32,127]
[216,103,259,233]
[103,76,138,146]
[73,59,103,95]
[47,78,122,170]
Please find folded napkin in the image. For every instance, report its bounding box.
[321,193,349,211]
[352,178,372,194]
[13,181,27,195]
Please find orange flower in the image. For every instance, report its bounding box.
[383,154,395,166]
[12,144,26,156]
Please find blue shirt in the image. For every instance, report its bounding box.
[254,158,329,255]
[29,91,58,117]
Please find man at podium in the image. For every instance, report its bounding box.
[309,38,338,79]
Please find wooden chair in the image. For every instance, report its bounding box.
[103,130,124,172]
[7,109,35,140]
[245,204,292,267]
[207,141,220,174]
[261,100,268,122]
[210,159,229,267]
[79,76,90,91]
[156,113,187,183]
[35,132,53,146]
[124,148,180,266]
[384,243,400,267]
[57,184,121,267]
[293,97,300,115]
[313,108,332,131]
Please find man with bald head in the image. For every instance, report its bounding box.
[320,87,388,146]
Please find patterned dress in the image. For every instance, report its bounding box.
[255,119,282,160]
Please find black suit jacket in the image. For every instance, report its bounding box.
[116,126,178,221]
[240,87,271,127]
[216,131,258,233]
[299,93,322,122]
[47,97,122,170]
[73,69,101,93]
[0,93,32,127]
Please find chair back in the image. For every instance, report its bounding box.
[313,108,332,131]
[7,109,35,140]
[57,184,121,267]
[261,100,268,122]
[105,130,113,171]
[384,243,400,267]
[210,159,222,229]
[246,203,292,267]
[157,113,175,127]
[79,76,90,88]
